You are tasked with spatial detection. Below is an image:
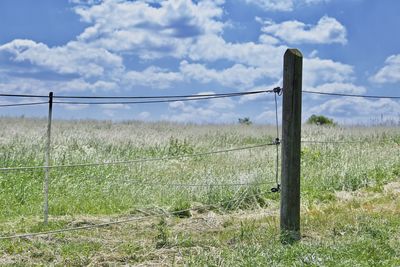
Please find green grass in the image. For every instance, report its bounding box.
[0,117,399,265]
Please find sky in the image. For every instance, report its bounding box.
[0,0,399,124]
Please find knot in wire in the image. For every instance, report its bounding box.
[271,184,280,193]
[273,87,282,96]
[274,138,280,145]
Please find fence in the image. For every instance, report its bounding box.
[0,48,399,242]
[0,86,283,240]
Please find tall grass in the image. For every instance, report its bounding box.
[0,117,399,265]
[0,118,281,221]
[0,118,398,222]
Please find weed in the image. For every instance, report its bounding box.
[155,217,171,249]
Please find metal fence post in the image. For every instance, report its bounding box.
[43,91,53,224]
[280,49,302,243]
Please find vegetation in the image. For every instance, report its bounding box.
[238,117,252,125]
[307,114,336,126]
[0,117,399,265]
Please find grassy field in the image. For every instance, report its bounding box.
[0,117,399,266]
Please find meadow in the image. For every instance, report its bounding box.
[0,117,399,266]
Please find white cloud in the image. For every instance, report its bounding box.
[165,91,237,123]
[304,57,354,88]
[259,34,280,45]
[74,0,225,58]
[180,61,267,89]
[123,67,183,89]
[245,0,329,11]
[370,54,400,84]
[256,107,282,124]
[311,82,366,94]
[189,35,287,78]
[62,104,89,111]
[0,0,289,97]
[0,39,124,78]
[69,0,100,4]
[306,98,400,121]
[166,103,220,123]
[58,79,119,92]
[261,16,347,45]
[239,84,281,103]
[208,97,236,109]
[0,76,48,95]
[245,0,293,11]
[172,91,236,110]
[72,0,288,75]
[0,0,371,125]
[0,74,121,99]
[137,111,151,120]
[99,104,130,110]
[103,109,117,117]
[100,103,131,117]
[302,57,367,99]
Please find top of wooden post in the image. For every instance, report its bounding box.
[285,49,303,58]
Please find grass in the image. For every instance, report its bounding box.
[0,117,399,265]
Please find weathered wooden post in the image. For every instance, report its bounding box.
[43,91,53,224]
[280,49,302,243]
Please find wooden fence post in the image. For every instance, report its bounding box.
[43,91,53,224]
[280,49,302,243]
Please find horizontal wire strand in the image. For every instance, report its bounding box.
[301,140,370,144]
[0,93,48,98]
[302,90,400,99]
[1,89,399,100]
[0,101,49,108]
[100,180,273,188]
[0,142,277,172]
[54,90,272,99]
[0,89,272,100]
[53,93,267,105]
[0,190,275,240]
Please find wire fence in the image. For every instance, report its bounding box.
[2,88,399,108]
[0,89,274,107]
[0,87,282,239]
[0,87,399,239]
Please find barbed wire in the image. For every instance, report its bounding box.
[302,90,400,99]
[0,142,277,172]
[0,101,49,108]
[0,190,276,240]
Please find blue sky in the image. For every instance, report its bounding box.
[0,0,399,124]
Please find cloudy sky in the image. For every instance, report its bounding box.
[0,0,399,124]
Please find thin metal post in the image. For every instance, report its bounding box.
[280,49,302,243]
[43,91,53,224]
